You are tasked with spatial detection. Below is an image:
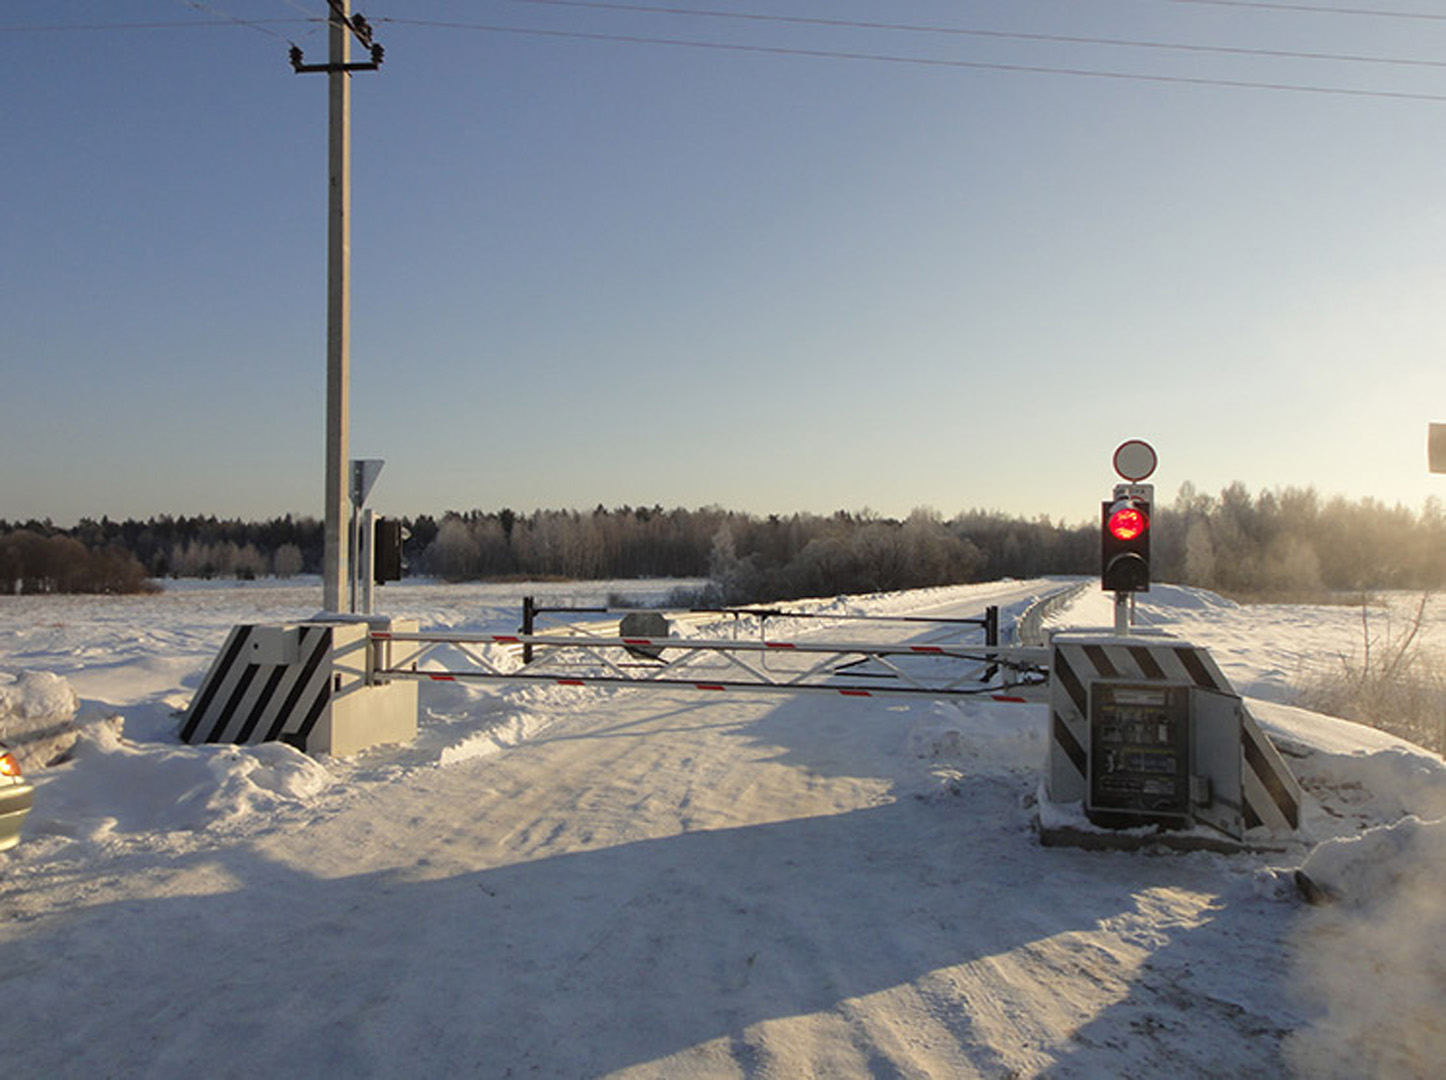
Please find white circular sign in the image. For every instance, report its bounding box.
[1113,439,1157,482]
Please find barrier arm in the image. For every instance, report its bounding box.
[370,630,1050,700]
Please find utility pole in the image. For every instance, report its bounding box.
[291,2,383,613]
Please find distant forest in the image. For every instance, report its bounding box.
[2,482,1444,602]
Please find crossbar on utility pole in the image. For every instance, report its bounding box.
[291,2,383,613]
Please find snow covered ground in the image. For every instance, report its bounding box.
[1,577,1443,1078]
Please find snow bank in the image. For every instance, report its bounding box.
[437,710,554,766]
[1250,699,1446,829]
[26,718,332,843]
[0,670,80,769]
[1287,816,1446,1078]
[1299,815,1446,906]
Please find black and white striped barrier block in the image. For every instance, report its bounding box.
[180,618,418,756]
[1047,632,1302,841]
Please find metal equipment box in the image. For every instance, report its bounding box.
[1087,681,1191,828]
[1047,633,1301,841]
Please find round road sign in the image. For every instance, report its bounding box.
[1113,439,1157,482]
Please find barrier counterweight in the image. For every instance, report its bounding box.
[182,618,419,756]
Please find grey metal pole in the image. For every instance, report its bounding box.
[360,508,376,615]
[348,502,360,614]
[322,2,352,613]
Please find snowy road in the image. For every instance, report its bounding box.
[3,579,1443,1078]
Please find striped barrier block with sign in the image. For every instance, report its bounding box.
[181,618,418,757]
[1048,632,1301,840]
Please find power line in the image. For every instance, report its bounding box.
[1146,0,1446,21]
[12,1,1442,65]
[0,18,311,33]
[172,0,296,41]
[6,1,1443,102]
[274,0,327,18]
[0,0,324,37]
[376,17,1446,102]
[479,0,1446,72]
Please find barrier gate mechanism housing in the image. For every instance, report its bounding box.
[180,617,418,757]
[1045,632,1302,845]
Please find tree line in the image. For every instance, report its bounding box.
[1157,482,1446,597]
[3,484,1443,599]
[0,514,323,594]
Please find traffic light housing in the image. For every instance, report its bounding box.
[374,518,405,584]
[1102,495,1151,592]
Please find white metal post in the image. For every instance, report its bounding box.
[322,3,352,613]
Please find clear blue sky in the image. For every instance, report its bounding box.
[5,0,1446,527]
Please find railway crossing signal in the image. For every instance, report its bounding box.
[1104,439,1157,596]
[374,518,405,584]
[1103,440,1157,631]
[1101,493,1152,592]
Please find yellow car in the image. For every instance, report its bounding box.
[0,744,33,851]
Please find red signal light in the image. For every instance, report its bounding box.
[1108,505,1148,542]
[1102,493,1152,593]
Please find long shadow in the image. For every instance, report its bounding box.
[1038,901,1306,1079]
[0,777,1299,1077]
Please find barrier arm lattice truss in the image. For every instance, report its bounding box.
[370,630,1050,702]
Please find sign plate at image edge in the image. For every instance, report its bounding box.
[1431,424,1446,474]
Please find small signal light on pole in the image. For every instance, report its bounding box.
[1102,496,1151,592]
[374,518,406,584]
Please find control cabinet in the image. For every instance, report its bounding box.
[1047,634,1303,842]
[1087,681,1191,828]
